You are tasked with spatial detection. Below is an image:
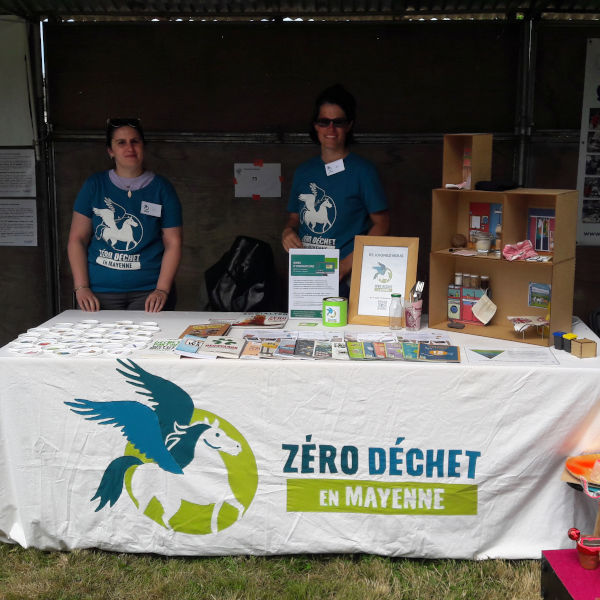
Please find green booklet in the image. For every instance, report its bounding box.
[402,342,420,361]
[346,341,365,360]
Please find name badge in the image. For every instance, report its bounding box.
[324,158,345,176]
[141,201,162,217]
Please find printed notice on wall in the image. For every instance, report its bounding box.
[0,149,36,198]
[576,39,600,245]
[234,163,281,198]
[0,199,37,246]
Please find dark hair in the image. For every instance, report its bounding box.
[105,118,145,147]
[309,84,356,145]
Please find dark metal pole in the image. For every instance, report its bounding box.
[515,13,538,187]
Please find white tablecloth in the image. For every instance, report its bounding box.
[0,310,599,558]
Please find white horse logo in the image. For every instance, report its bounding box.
[131,417,245,534]
[299,183,336,234]
[93,197,142,251]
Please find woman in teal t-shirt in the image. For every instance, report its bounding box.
[281,85,390,294]
[68,118,182,312]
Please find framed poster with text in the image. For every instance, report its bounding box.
[348,236,419,326]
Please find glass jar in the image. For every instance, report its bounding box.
[389,294,404,330]
[463,274,472,288]
[454,272,463,286]
[471,274,481,288]
[474,231,493,254]
[480,275,490,291]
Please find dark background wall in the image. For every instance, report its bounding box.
[45,22,520,133]
[1,18,598,345]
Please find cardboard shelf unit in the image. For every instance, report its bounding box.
[429,187,578,346]
[442,133,492,190]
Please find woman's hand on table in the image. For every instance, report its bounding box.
[145,288,169,312]
[282,213,303,252]
[282,227,303,252]
[75,287,100,312]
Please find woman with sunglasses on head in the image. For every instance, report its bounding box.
[281,84,390,295]
[67,118,183,312]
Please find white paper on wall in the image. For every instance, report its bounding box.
[234,163,281,198]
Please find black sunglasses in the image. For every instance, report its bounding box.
[314,118,349,128]
[106,117,142,129]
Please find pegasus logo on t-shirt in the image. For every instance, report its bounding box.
[93,197,143,252]
[298,183,337,234]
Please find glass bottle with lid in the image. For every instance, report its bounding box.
[389,294,405,330]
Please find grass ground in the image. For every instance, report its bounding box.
[0,544,540,600]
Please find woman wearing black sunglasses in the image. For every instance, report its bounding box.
[67,118,182,312]
[282,84,389,294]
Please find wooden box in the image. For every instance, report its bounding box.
[441,133,493,191]
[571,338,597,359]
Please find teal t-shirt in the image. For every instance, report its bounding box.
[73,171,182,293]
[287,153,388,259]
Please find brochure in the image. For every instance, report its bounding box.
[383,342,404,360]
[345,331,395,343]
[418,344,461,363]
[288,248,340,319]
[200,336,246,359]
[363,342,377,359]
[347,341,365,360]
[241,329,297,341]
[259,339,280,358]
[313,341,333,360]
[173,335,217,359]
[372,341,387,359]
[401,342,420,361]
[395,331,452,345]
[231,313,288,328]
[179,323,231,339]
[274,339,297,358]
[294,339,316,359]
[331,341,350,360]
[240,340,262,359]
[146,339,180,352]
[137,339,181,359]
[297,330,344,342]
[465,347,558,365]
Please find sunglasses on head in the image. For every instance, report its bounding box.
[106,117,142,129]
[314,118,349,128]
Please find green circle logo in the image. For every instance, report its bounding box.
[123,408,258,535]
[376,267,392,284]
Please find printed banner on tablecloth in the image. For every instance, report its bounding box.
[0,357,598,557]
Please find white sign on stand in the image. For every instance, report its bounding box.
[288,248,339,318]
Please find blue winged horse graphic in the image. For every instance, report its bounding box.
[372,262,388,279]
[65,359,243,531]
